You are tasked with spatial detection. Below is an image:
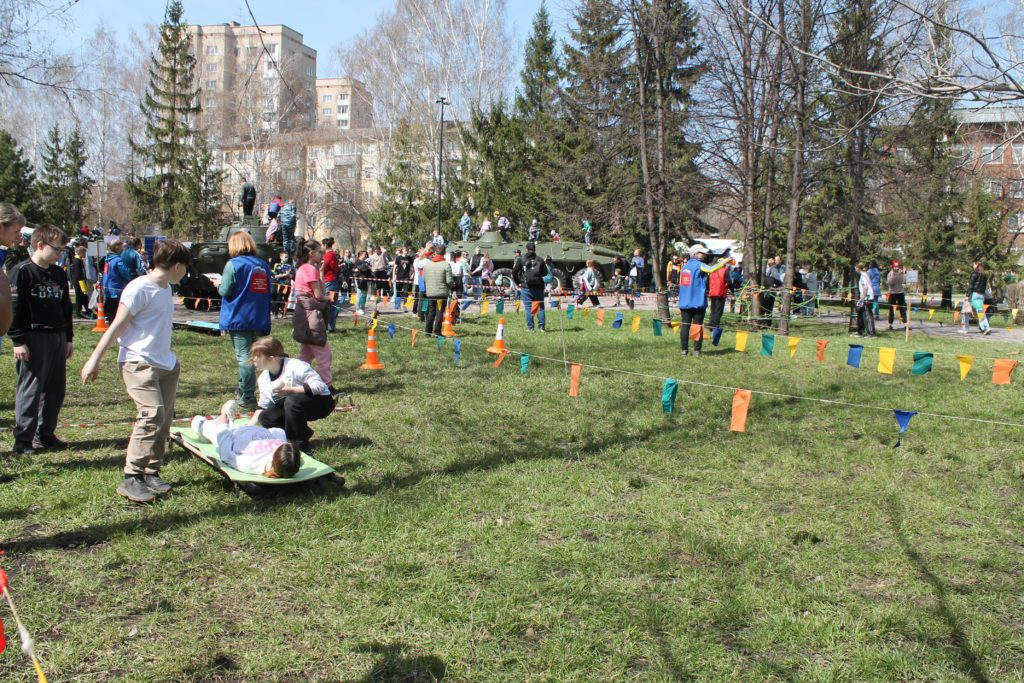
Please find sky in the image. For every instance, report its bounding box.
[56,0,571,77]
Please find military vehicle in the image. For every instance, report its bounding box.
[178,223,279,310]
[446,231,626,293]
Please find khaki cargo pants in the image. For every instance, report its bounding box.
[120,361,180,476]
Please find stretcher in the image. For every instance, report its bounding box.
[172,319,223,336]
[169,419,345,493]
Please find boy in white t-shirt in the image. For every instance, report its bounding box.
[81,240,192,503]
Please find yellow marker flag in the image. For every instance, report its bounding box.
[1012,307,1019,320]
[582,306,590,317]
[877,347,896,375]
[404,296,413,310]
[515,300,522,313]
[928,309,935,320]
[350,293,357,305]
[788,336,801,358]
[957,354,973,380]
[735,330,749,352]
[631,315,641,332]
[670,321,681,332]
[481,300,490,315]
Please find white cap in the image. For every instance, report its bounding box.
[689,244,709,256]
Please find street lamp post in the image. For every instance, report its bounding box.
[435,96,448,239]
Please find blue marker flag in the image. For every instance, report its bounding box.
[847,344,864,368]
[893,409,918,447]
[612,312,624,329]
[454,339,461,365]
[387,323,395,340]
[662,379,679,414]
[550,299,559,309]
[712,327,724,347]
[520,354,530,375]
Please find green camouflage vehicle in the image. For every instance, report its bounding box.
[178,223,279,310]
[446,231,626,292]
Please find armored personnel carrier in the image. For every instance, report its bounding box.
[446,232,625,293]
[178,223,279,310]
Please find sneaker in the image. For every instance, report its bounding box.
[32,436,68,451]
[143,473,173,496]
[680,350,689,356]
[237,398,258,411]
[117,476,156,503]
[12,443,36,456]
[294,440,313,453]
[983,328,992,335]
[692,350,702,357]
[356,309,365,315]
[537,327,546,333]
[221,400,240,421]
[958,328,968,334]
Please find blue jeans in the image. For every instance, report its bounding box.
[229,331,258,403]
[521,288,546,330]
[325,280,341,330]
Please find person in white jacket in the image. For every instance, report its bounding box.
[575,260,601,308]
[855,262,877,337]
[248,336,336,451]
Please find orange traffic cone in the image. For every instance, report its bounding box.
[487,317,507,354]
[360,327,385,370]
[441,300,457,338]
[92,298,109,333]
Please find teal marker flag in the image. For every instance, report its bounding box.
[453,339,461,365]
[847,344,864,368]
[652,319,662,336]
[761,333,775,356]
[566,304,575,319]
[496,299,505,314]
[520,354,530,375]
[437,335,444,351]
[421,299,429,313]
[662,379,679,414]
[911,351,933,375]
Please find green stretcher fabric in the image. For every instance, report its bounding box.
[170,419,335,484]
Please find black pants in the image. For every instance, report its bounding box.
[888,293,907,325]
[857,302,877,336]
[424,297,445,336]
[679,308,705,352]
[14,331,67,447]
[105,296,120,323]
[760,291,776,320]
[242,199,255,217]
[396,280,411,299]
[75,286,90,317]
[708,296,726,328]
[576,293,599,307]
[258,392,335,442]
[414,289,426,321]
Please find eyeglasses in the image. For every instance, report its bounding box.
[43,242,65,252]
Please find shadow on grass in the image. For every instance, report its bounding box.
[347,641,447,683]
[40,450,126,472]
[886,494,990,683]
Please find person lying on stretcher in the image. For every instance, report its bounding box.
[190,401,301,478]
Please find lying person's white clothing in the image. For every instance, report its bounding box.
[192,417,289,474]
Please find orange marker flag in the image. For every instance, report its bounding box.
[492,349,509,368]
[992,359,1017,385]
[596,309,605,326]
[410,329,418,348]
[569,363,582,397]
[957,354,973,380]
[688,323,703,341]
[530,300,542,315]
[730,389,752,432]
[815,340,829,362]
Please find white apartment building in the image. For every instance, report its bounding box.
[315,78,374,130]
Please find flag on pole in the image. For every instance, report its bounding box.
[481,300,490,315]
[735,330,749,352]
[437,335,444,351]
[957,354,973,380]
[531,301,542,315]
[404,296,413,310]
[730,389,751,432]
[761,333,774,356]
[816,340,829,362]
[566,304,575,319]
[688,323,703,341]
[911,352,933,375]
[569,363,582,396]
[492,349,509,367]
[497,300,505,314]
[596,309,605,326]
[928,308,935,320]
[877,347,896,375]
[515,300,521,313]
[847,344,864,368]
[788,336,801,358]
[662,379,678,414]
[993,359,1017,385]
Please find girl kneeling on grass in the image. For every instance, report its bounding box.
[191,401,300,478]
[249,336,335,452]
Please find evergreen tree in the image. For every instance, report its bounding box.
[0,130,43,223]
[463,100,534,229]
[175,137,225,239]
[63,127,94,230]
[959,183,1014,279]
[39,125,71,227]
[370,120,436,245]
[516,2,562,120]
[127,0,201,235]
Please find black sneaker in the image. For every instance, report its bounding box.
[237,398,258,411]
[295,440,313,453]
[143,474,173,496]
[117,476,156,503]
[33,436,68,451]
[12,443,35,456]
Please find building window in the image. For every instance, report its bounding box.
[206,45,218,56]
[988,180,1004,197]
[1009,211,1024,234]
[1011,180,1024,199]
[338,105,348,114]
[322,94,333,102]
[339,93,349,101]
[1014,145,1024,164]
[306,66,314,77]
[206,80,217,90]
[206,62,218,72]
[894,147,911,162]
[267,43,277,54]
[322,108,332,116]
[338,119,349,128]
[234,47,241,57]
[982,144,1004,165]
[265,60,275,72]
[205,96,216,108]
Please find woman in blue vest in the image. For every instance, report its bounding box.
[677,244,730,357]
[219,231,272,408]
[101,239,130,324]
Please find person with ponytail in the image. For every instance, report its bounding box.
[291,238,332,386]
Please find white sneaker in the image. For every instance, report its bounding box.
[356,309,365,315]
[190,416,210,442]
[221,400,240,422]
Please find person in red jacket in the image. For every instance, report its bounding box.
[707,252,731,330]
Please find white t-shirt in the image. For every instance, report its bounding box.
[256,357,331,410]
[117,277,177,370]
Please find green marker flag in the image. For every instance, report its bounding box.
[761,333,775,356]
[662,379,679,414]
[437,335,444,351]
[496,299,505,314]
[911,351,934,375]
[520,354,530,375]
[566,304,575,320]
[652,319,663,336]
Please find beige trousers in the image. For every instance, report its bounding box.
[120,361,180,475]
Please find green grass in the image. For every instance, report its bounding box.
[1,309,1023,681]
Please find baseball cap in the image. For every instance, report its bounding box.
[689,244,709,256]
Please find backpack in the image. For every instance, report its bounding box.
[520,255,545,288]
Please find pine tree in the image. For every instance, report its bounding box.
[63,127,94,230]
[175,137,225,239]
[127,0,201,235]
[0,130,43,223]
[516,2,562,120]
[39,125,71,227]
[370,120,436,245]
[959,183,1014,278]
[463,100,534,229]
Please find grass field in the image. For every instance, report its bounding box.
[1,306,1022,681]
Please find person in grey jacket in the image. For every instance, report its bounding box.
[886,261,907,330]
[422,244,453,336]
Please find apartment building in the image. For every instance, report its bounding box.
[190,22,318,143]
[953,106,1024,240]
[315,78,374,130]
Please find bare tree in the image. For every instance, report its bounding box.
[0,0,78,91]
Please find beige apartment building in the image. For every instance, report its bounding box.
[315,78,374,130]
[190,22,318,143]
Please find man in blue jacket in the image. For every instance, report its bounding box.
[678,244,730,357]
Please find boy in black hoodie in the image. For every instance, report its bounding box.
[10,225,73,455]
